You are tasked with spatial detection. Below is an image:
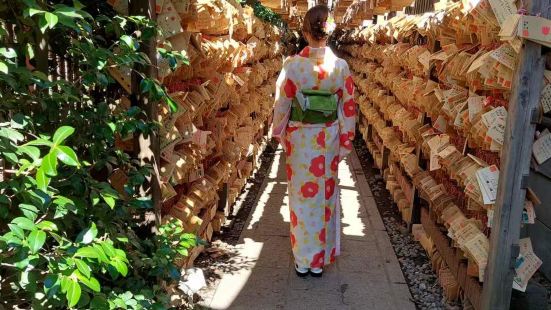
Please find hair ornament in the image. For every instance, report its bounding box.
[324,16,336,34]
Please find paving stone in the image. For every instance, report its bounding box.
[204,149,413,310]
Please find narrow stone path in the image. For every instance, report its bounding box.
[198,147,415,310]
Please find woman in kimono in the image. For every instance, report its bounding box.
[271,5,356,277]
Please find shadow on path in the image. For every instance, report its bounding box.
[198,147,415,310]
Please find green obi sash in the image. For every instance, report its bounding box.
[289,89,338,124]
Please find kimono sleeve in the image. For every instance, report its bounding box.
[271,65,297,142]
[337,62,356,160]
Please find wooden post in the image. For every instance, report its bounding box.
[481,0,546,307]
[129,0,161,227]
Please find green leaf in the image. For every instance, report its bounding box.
[36,221,58,231]
[12,217,35,230]
[8,223,25,239]
[56,146,79,166]
[26,43,35,60]
[28,230,46,253]
[32,71,49,81]
[0,127,24,143]
[44,274,60,294]
[92,244,109,263]
[75,271,100,292]
[36,166,50,191]
[38,16,49,33]
[101,194,116,209]
[90,191,100,206]
[53,196,74,218]
[53,126,75,145]
[44,12,58,29]
[19,204,39,221]
[41,151,58,176]
[18,145,40,161]
[140,78,153,94]
[110,259,128,277]
[66,279,81,308]
[165,96,178,113]
[27,8,45,16]
[75,259,91,279]
[72,0,85,10]
[75,246,98,259]
[76,223,97,244]
[2,232,22,246]
[107,122,116,133]
[54,6,84,19]
[17,159,32,175]
[177,248,189,256]
[0,61,7,74]
[24,138,53,147]
[120,35,136,50]
[0,47,17,59]
[90,296,109,310]
[100,242,117,257]
[116,237,129,243]
[54,196,74,207]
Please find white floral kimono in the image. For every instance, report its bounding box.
[272,46,356,269]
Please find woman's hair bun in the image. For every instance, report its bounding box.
[302,5,331,41]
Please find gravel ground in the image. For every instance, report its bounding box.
[353,137,462,310]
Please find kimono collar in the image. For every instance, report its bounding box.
[298,46,327,59]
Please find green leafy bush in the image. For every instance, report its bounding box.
[0,0,197,308]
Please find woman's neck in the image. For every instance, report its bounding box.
[309,41,326,48]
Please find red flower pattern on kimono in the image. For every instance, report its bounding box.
[311,250,325,268]
[318,66,327,80]
[309,155,325,177]
[287,126,299,134]
[286,164,293,181]
[301,182,319,198]
[319,228,326,243]
[345,76,354,95]
[298,47,310,58]
[290,210,298,227]
[325,207,331,222]
[330,248,336,263]
[290,233,296,248]
[331,155,339,172]
[285,139,292,156]
[325,178,336,199]
[284,79,297,98]
[340,133,352,150]
[343,99,356,117]
[316,131,325,148]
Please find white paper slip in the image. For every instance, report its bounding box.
[481,106,507,127]
[486,122,506,145]
[519,238,534,254]
[488,0,517,26]
[499,14,521,38]
[522,200,536,224]
[540,84,551,114]
[533,133,551,165]
[487,209,494,228]
[490,44,517,70]
[476,165,500,205]
[513,251,542,292]
[468,96,485,121]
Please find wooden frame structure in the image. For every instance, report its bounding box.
[481,0,549,308]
